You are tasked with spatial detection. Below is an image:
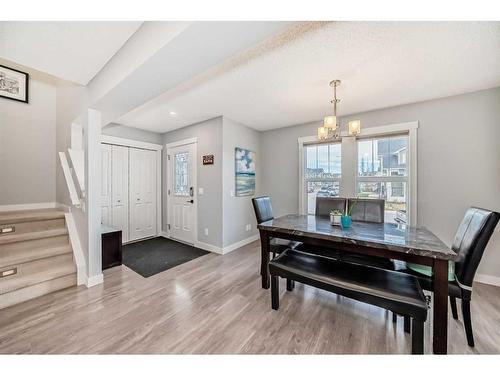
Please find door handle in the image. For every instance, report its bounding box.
[187,199,194,204]
[189,186,194,197]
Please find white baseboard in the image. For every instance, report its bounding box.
[55,202,71,212]
[86,273,104,288]
[0,202,57,212]
[475,273,500,287]
[222,234,260,255]
[195,235,259,255]
[195,240,223,254]
[160,231,169,239]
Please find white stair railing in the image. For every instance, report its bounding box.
[68,148,85,197]
[58,151,82,208]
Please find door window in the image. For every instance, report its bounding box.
[174,152,189,196]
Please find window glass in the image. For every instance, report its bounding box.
[358,137,408,177]
[304,142,341,214]
[356,181,407,224]
[305,143,341,179]
[307,181,340,215]
[174,152,189,196]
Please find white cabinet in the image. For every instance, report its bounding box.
[100,144,157,243]
[111,145,130,243]
[100,144,112,227]
[129,148,157,241]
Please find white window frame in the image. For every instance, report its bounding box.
[298,121,418,225]
[302,142,342,215]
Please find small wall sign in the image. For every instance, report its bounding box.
[203,154,214,165]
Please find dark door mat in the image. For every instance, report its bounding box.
[122,237,210,278]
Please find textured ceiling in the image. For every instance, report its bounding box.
[0,21,142,84]
[118,21,500,133]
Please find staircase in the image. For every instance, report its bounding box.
[0,209,77,309]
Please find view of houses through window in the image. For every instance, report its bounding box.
[303,135,409,224]
[357,135,408,224]
[305,143,341,214]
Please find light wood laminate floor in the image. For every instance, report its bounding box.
[1,241,500,354]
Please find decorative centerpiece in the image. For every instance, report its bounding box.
[341,200,357,229]
[330,209,343,226]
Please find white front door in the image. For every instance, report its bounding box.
[111,145,129,243]
[169,143,196,244]
[129,148,157,241]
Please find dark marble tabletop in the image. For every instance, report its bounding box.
[258,214,457,260]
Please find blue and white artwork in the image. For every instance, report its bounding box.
[235,147,256,197]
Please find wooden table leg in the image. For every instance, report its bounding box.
[433,259,449,354]
[259,230,270,289]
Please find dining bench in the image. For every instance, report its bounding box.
[268,249,428,354]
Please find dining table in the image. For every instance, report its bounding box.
[257,214,457,354]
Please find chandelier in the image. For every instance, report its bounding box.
[318,80,361,140]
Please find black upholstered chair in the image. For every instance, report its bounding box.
[336,198,393,269]
[252,196,302,256]
[315,197,347,217]
[393,207,500,347]
[347,198,385,223]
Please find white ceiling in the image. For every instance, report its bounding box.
[117,21,500,133]
[0,21,142,84]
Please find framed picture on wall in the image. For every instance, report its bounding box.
[0,65,29,103]
[235,147,256,196]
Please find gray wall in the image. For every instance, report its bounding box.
[55,83,88,205]
[163,117,224,247]
[0,77,57,205]
[222,117,261,247]
[261,87,500,278]
[103,123,163,144]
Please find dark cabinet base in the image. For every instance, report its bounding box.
[102,230,122,270]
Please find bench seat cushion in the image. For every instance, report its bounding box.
[269,250,427,320]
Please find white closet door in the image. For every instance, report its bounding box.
[111,145,130,243]
[129,148,157,241]
[100,144,112,226]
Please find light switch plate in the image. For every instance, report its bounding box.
[198,187,204,195]
[230,190,235,197]
[204,228,209,236]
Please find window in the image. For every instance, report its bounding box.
[299,123,416,224]
[357,136,408,224]
[304,143,341,214]
[174,152,189,196]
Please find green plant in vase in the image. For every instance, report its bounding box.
[341,200,357,228]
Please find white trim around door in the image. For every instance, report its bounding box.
[165,137,198,246]
[101,135,163,151]
[100,135,163,237]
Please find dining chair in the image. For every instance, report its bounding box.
[315,197,347,217]
[252,196,302,257]
[336,198,393,269]
[394,207,500,347]
[347,198,385,223]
